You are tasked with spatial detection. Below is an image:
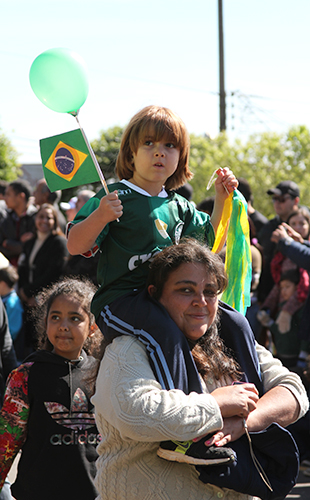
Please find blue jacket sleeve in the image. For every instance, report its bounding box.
[277,238,310,271]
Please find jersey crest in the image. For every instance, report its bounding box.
[155,218,169,239]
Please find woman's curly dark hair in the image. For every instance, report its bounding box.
[190,313,242,384]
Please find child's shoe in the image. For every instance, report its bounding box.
[157,439,236,466]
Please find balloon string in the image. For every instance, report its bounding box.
[74,115,119,223]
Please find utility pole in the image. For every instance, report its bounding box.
[218,0,226,131]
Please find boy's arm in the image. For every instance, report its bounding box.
[210,168,238,252]
[67,191,123,255]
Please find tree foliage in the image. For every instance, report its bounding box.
[91,126,123,182]
[0,130,21,181]
[189,125,310,218]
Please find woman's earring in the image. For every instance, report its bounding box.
[89,323,97,337]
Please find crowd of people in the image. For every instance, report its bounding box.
[0,105,309,500]
[0,180,98,362]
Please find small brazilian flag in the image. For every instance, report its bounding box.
[40,129,100,192]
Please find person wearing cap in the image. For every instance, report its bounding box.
[257,180,300,306]
[267,181,300,222]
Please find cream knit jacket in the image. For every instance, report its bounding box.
[92,336,309,500]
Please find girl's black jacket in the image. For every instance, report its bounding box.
[10,349,99,500]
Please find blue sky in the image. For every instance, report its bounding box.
[1,0,310,163]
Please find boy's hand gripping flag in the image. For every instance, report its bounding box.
[212,190,252,315]
[40,128,100,192]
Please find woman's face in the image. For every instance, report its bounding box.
[289,214,310,239]
[35,207,55,234]
[151,262,219,342]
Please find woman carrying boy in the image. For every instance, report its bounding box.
[67,105,239,396]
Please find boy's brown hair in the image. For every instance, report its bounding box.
[115,105,193,190]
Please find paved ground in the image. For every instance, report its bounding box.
[286,464,310,499]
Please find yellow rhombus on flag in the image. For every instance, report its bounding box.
[40,129,100,192]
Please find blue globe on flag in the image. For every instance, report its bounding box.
[54,147,75,175]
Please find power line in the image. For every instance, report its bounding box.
[228,91,296,136]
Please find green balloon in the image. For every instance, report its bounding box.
[29,48,89,114]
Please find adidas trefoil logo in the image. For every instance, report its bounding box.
[44,388,95,430]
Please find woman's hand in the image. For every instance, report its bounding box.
[271,224,288,243]
[193,416,245,447]
[271,222,303,244]
[281,222,304,243]
[211,383,259,418]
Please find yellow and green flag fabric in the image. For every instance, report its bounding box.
[40,129,100,192]
[212,189,252,315]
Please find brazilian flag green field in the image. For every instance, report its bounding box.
[40,129,100,192]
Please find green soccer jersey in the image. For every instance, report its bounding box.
[70,181,215,319]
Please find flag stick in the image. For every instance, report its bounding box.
[74,114,109,195]
[73,113,119,221]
